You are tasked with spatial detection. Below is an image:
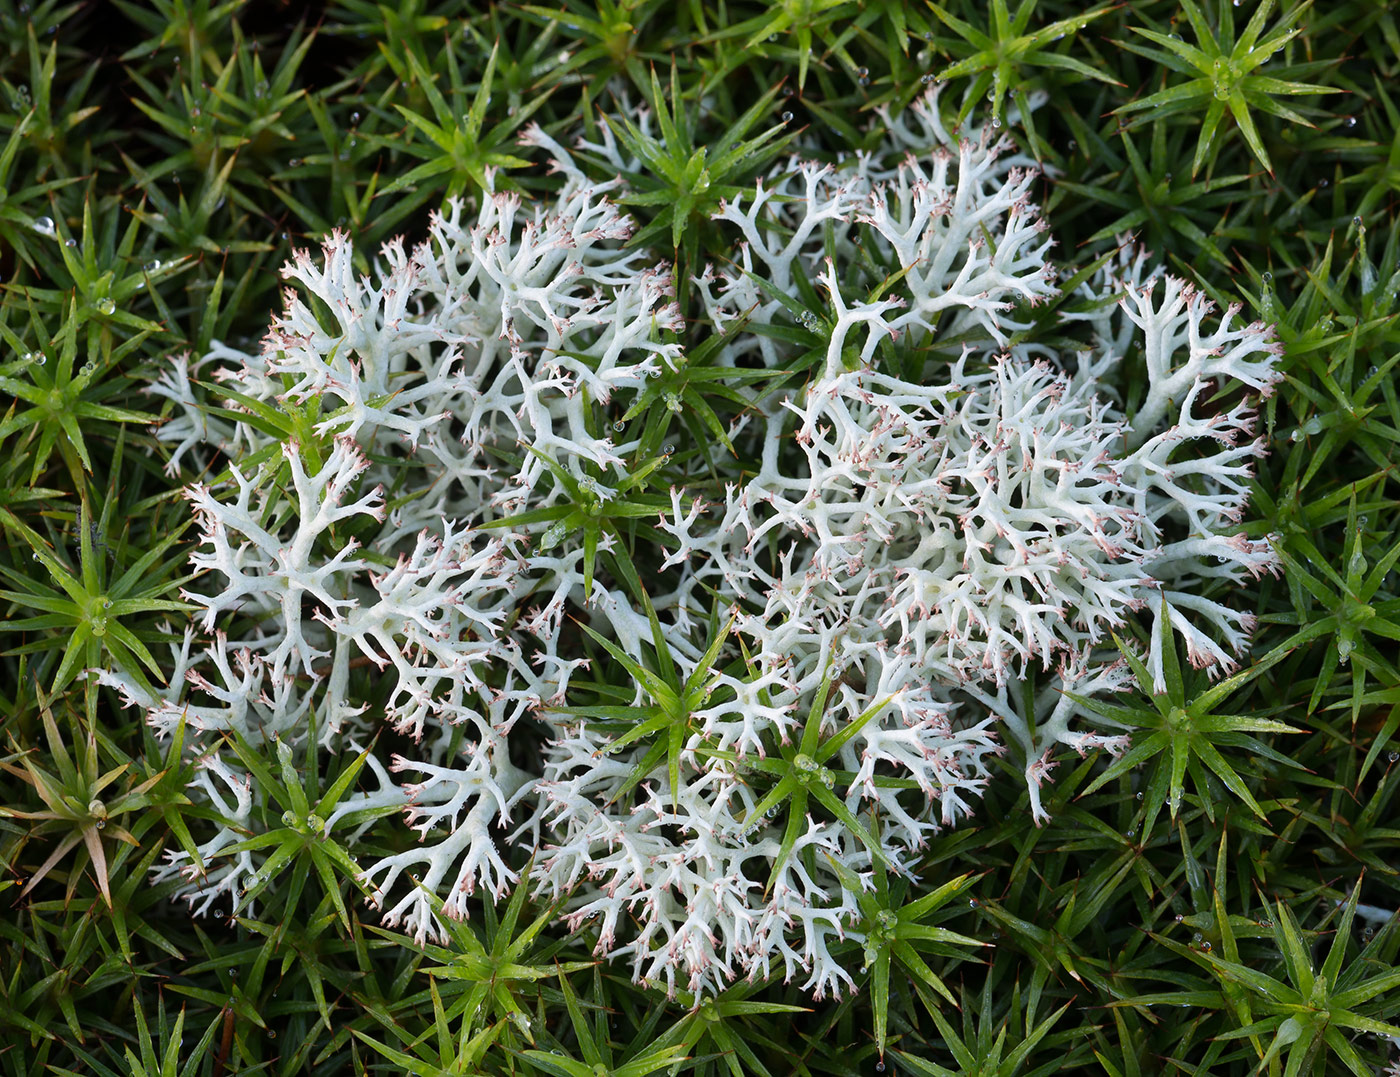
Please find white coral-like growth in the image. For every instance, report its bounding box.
[110,89,1282,998]
[109,149,680,943]
[666,89,1281,828]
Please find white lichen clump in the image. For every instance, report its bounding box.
[107,89,1282,1001]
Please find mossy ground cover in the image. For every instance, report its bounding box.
[3,1,1400,1074]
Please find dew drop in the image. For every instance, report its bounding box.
[1353,215,1363,226]
[921,73,935,84]
[856,66,869,78]
[1175,914,1184,922]
[663,444,676,456]
[65,238,76,249]
[1389,751,1398,763]
[1201,940,1212,952]
[1318,177,1329,188]
[97,298,115,316]
[1344,116,1357,128]
[191,106,201,117]
[32,216,55,236]
[289,158,301,168]
[781,111,793,123]
[1135,791,1143,800]
[96,820,105,829]
[613,420,624,432]
[351,111,362,124]
[1262,271,1273,284]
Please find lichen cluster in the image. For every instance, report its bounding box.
[104,90,1281,999]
